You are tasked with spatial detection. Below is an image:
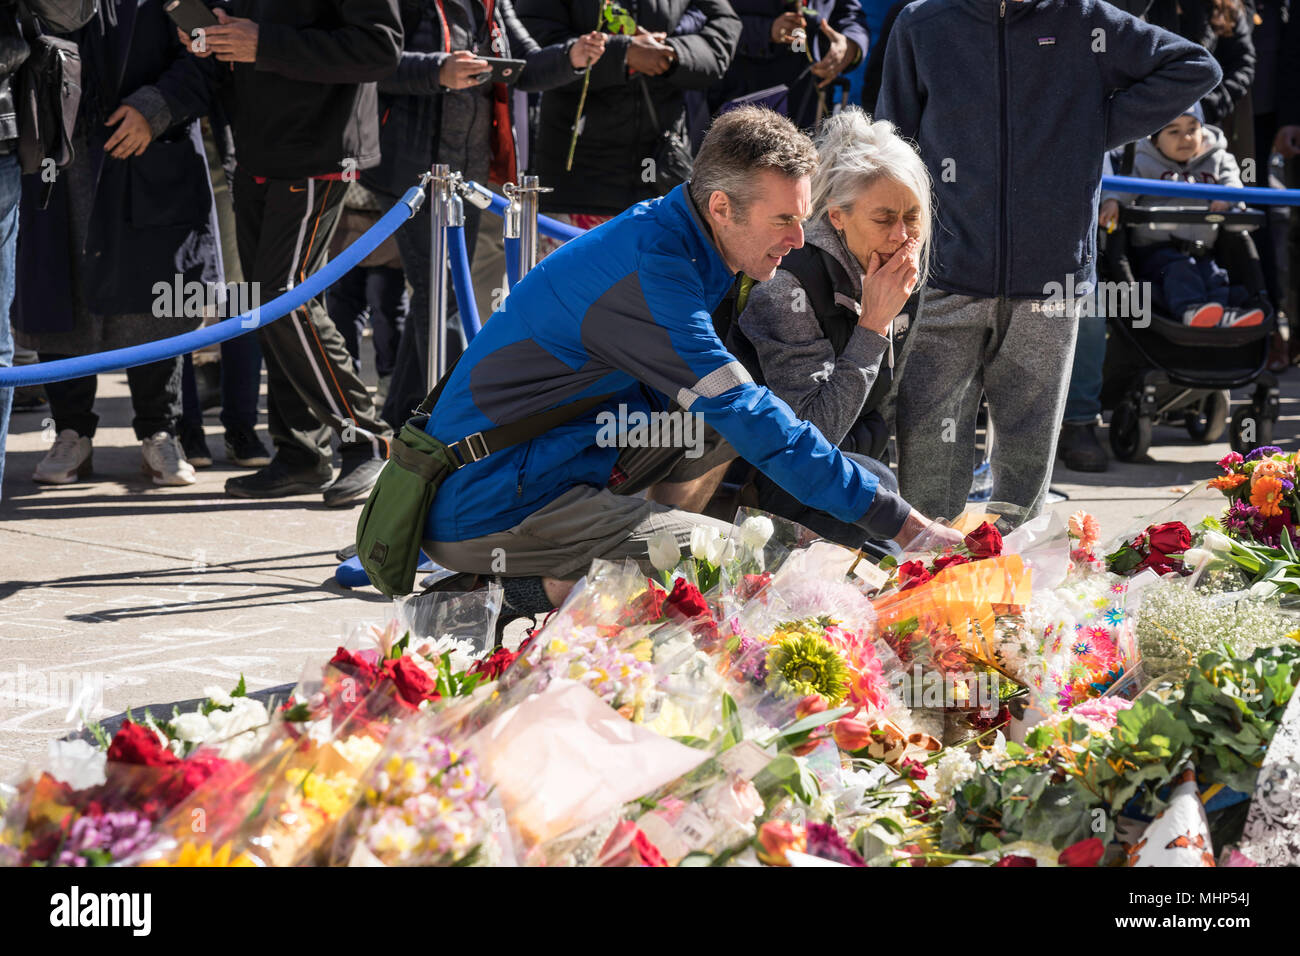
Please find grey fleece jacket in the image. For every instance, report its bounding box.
[738,215,889,446]
[1100,124,1243,248]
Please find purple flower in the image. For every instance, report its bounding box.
[1244,446,1283,462]
[806,822,866,866]
[56,810,156,867]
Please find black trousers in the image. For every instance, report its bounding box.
[327,264,408,378]
[40,353,182,440]
[231,169,392,470]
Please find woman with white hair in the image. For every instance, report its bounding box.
[727,106,932,548]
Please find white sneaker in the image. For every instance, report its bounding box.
[33,430,93,484]
[141,432,197,486]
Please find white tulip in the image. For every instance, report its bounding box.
[691,525,720,562]
[1202,530,1234,554]
[1250,580,1279,600]
[1181,548,1214,570]
[705,534,736,566]
[739,515,775,551]
[647,530,682,572]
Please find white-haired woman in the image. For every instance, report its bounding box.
[727,106,932,548]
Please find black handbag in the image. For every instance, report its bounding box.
[638,76,692,196]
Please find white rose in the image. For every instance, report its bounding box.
[41,739,107,790]
[690,525,720,562]
[647,530,681,572]
[739,515,775,551]
[171,711,212,743]
[203,686,234,708]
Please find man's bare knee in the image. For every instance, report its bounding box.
[542,577,576,607]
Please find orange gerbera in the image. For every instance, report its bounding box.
[1251,475,1285,517]
[1209,473,1248,490]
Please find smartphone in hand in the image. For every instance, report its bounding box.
[165,0,218,39]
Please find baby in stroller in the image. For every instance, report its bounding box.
[1098,102,1264,330]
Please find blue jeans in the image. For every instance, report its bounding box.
[1063,304,1106,425]
[0,153,20,501]
[1132,244,1243,315]
[180,332,263,435]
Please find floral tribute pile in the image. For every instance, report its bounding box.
[4,491,1300,868]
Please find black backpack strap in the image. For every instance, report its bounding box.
[415,353,613,470]
[779,242,859,354]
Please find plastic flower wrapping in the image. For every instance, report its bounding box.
[6,495,1300,867]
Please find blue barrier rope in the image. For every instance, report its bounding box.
[1101,174,1300,206]
[447,224,481,338]
[479,188,587,241]
[0,184,428,388]
[504,235,522,290]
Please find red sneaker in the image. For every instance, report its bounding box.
[1183,303,1225,327]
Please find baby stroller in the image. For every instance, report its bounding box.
[1098,202,1278,460]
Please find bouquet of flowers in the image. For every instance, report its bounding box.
[1209,448,1299,548]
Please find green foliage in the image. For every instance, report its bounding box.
[601,0,637,35]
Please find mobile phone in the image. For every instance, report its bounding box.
[165,0,219,39]
[469,57,527,86]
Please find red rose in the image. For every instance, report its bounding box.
[107,721,178,768]
[598,820,668,867]
[665,578,710,621]
[158,750,242,809]
[1058,837,1105,867]
[469,645,521,681]
[737,572,772,602]
[1145,521,1190,559]
[330,646,379,685]
[932,552,972,572]
[619,582,669,624]
[963,522,1003,559]
[994,855,1038,867]
[633,829,668,867]
[381,656,440,707]
[897,560,933,591]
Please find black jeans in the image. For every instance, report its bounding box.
[327,264,408,378]
[380,202,481,431]
[40,353,182,440]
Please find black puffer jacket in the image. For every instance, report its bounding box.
[362,0,580,200]
[518,0,740,215]
[212,0,403,179]
[1131,0,1256,125]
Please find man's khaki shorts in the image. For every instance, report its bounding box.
[423,425,735,580]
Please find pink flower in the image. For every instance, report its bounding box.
[1067,511,1100,549]
[1218,451,1244,472]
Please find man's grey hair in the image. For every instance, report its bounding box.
[812,106,933,287]
[689,107,819,218]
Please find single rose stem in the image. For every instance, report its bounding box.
[567,5,609,172]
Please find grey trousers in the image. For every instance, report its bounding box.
[894,289,1079,523]
[424,424,736,580]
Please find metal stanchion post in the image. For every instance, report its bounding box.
[427,164,451,390]
[519,174,541,272]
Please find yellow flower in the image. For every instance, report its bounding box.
[146,841,258,867]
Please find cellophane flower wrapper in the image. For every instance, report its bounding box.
[463,678,709,862]
[1,722,254,867]
[390,584,502,665]
[328,707,513,867]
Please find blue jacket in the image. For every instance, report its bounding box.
[876,0,1221,299]
[423,184,908,543]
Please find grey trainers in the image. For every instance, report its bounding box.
[141,432,197,486]
[33,430,92,484]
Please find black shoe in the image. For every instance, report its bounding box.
[225,427,271,468]
[323,457,384,508]
[1057,423,1109,473]
[225,459,333,498]
[180,424,213,468]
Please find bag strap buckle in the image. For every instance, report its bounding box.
[452,431,489,465]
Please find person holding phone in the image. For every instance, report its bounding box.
[176,0,404,506]
[361,0,608,432]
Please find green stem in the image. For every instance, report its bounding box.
[565,66,593,172]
